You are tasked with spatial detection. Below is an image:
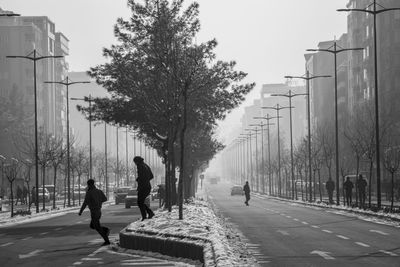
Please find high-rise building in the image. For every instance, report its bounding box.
[346,0,400,121]
[0,10,69,157]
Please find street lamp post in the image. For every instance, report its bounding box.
[240,133,251,185]
[338,0,400,209]
[116,126,119,187]
[285,71,330,202]
[125,127,129,186]
[44,77,90,207]
[271,91,306,200]
[252,121,267,193]
[254,115,276,195]
[104,122,108,197]
[249,126,262,192]
[7,50,63,213]
[244,129,255,190]
[262,104,288,197]
[307,43,363,205]
[71,95,95,180]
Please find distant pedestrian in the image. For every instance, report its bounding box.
[78,179,110,246]
[157,184,165,208]
[343,177,354,206]
[133,156,155,221]
[29,186,36,209]
[22,186,28,204]
[326,179,335,204]
[356,174,367,209]
[243,181,250,206]
[15,186,23,205]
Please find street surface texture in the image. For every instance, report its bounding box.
[207,181,400,267]
[0,201,196,267]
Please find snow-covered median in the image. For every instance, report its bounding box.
[125,197,258,267]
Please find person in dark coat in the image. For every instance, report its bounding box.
[79,179,110,246]
[343,177,354,206]
[356,174,367,209]
[243,181,250,206]
[29,186,36,208]
[325,179,335,204]
[22,186,28,204]
[134,156,154,221]
[15,186,23,205]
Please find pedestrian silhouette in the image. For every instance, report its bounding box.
[134,156,154,221]
[326,179,335,204]
[15,186,23,205]
[356,174,367,209]
[79,179,110,246]
[243,181,250,206]
[29,186,36,208]
[157,184,165,208]
[343,177,354,206]
[22,186,28,204]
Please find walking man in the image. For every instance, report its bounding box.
[357,174,367,209]
[326,178,335,204]
[133,156,154,221]
[343,177,354,206]
[78,179,110,246]
[243,181,250,206]
[15,186,23,205]
[29,186,36,209]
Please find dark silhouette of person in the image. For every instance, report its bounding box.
[29,186,36,208]
[357,174,367,209]
[22,186,28,204]
[15,186,23,205]
[243,181,250,206]
[343,177,354,206]
[79,179,110,246]
[134,156,154,221]
[326,179,335,204]
[157,184,165,208]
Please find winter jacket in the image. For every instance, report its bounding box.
[136,163,153,191]
[80,187,107,213]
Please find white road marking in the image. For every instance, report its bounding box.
[19,249,44,259]
[0,242,13,247]
[286,215,292,218]
[369,230,389,236]
[39,232,49,235]
[22,236,32,241]
[310,250,335,260]
[54,227,63,231]
[355,242,370,247]
[76,221,83,224]
[81,258,102,261]
[88,246,107,257]
[302,221,308,225]
[336,235,350,240]
[293,218,299,221]
[379,250,398,256]
[311,225,320,229]
[322,230,333,234]
[277,230,289,236]
[72,262,82,265]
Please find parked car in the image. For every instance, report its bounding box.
[44,185,56,200]
[125,189,150,208]
[231,185,244,196]
[38,187,50,202]
[114,186,131,204]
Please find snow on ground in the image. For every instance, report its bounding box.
[126,190,259,267]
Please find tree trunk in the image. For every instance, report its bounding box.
[10,181,14,217]
[78,174,81,206]
[42,166,46,211]
[391,172,394,212]
[355,155,360,205]
[53,166,57,209]
[318,169,322,202]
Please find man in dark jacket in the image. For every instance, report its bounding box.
[343,177,354,206]
[79,179,110,246]
[134,156,154,221]
[243,181,250,206]
[326,179,335,204]
[357,174,367,209]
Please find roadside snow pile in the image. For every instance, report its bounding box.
[126,198,258,266]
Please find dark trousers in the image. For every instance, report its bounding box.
[345,191,352,206]
[358,191,366,208]
[90,210,109,243]
[137,188,153,219]
[245,193,250,205]
[328,191,334,204]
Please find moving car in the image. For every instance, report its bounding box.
[125,189,150,208]
[114,186,131,204]
[231,185,244,196]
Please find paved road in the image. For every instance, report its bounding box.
[0,201,192,267]
[207,182,400,267]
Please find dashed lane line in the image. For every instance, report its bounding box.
[369,230,389,236]
[379,250,398,257]
[336,235,350,240]
[22,236,32,241]
[322,230,333,234]
[39,232,49,235]
[54,227,63,231]
[0,242,14,247]
[355,242,370,248]
[302,221,308,225]
[311,225,320,229]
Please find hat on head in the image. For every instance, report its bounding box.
[133,156,144,164]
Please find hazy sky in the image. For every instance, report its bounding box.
[2,0,349,143]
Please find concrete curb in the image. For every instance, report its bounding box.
[119,227,215,265]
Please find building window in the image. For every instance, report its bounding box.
[366,26,369,38]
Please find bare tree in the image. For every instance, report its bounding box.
[383,140,400,212]
[4,158,19,217]
[48,136,66,209]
